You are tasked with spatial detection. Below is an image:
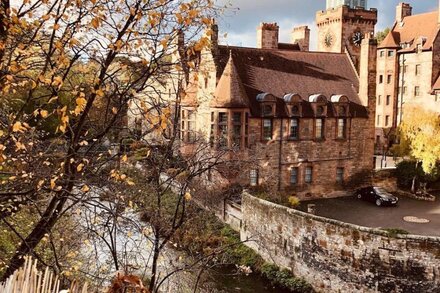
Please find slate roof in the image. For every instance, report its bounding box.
[378,11,440,51]
[212,45,367,118]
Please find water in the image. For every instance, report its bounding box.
[201,265,292,293]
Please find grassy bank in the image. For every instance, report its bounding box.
[172,206,313,293]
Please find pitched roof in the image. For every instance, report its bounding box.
[212,45,367,117]
[378,31,400,49]
[211,53,249,108]
[379,11,440,51]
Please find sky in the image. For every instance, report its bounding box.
[217,0,439,50]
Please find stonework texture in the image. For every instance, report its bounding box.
[241,192,440,293]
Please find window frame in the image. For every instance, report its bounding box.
[289,118,299,140]
[262,118,273,141]
[305,167,313,184]
[315,118,325,140]
[290,167,299,186]
[336,167,344,183]
[250,169,259,186]
[337,118,346,139]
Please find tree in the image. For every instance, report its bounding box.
[0,0,225,289]
[376,27,390,44]
[393,105,440,192]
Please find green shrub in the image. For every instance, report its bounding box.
[395,160,439,189]
[261,263,313,292]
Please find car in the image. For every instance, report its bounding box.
[355,186,399,206]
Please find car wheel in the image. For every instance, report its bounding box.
[357,193,362,199]
[375,199,382,206]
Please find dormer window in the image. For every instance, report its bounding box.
[262,104,274,117]
[317,106,325,116]
[291,105,299,114]
[338,106,347,116]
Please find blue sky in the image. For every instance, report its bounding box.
[217,0,439,49]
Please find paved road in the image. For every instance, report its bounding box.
[299,195,440,237]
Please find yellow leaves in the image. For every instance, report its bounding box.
[121,154,128,162]
[53,23,60,30]
[77,163,84,172]
[184,192,192,201]
[81,185,90,193]
[50,178,57,189]
[52,76,63,88]
[12,122,26,133]
[40,110,49,118]
[95,89,105,97]
[91,17,100,29]
[112,107,118,114]
[42,14,50,21]
[74,97,87,115]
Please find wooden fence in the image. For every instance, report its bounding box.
[0,256,88,293]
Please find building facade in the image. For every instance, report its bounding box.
[375,2,440,150]
[177,19,376,198]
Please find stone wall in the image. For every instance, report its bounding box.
[241,192,440,292]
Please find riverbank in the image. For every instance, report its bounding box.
[170,205,313,293]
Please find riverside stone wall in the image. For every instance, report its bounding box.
[241,192,440,293]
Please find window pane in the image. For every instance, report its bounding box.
[263,105,273,116]
[233,112,242,124]
[315,119,324,139]
[290,168,298,185]
[337,119,345,139]
[219,112,228,124]
[290,119,299,139]
[305,167,312,183]
[250,169,258,186]
[263,119,272,140]
[233,125,242,147]
[336,168,344,183]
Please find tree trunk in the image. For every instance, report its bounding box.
[149,234,160,292]
[0,0,10,71]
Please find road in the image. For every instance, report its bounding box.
[299,195,440,237]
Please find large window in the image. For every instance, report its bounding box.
[336,167,344,183]
[250,169,258,186]
[315,118,324,139]
[337,118,346,139]
[290,168,298,185]
[232,112,242,148]
[305,167,312,184]
[262,119,273,140]
[218,112,228,147]
[289,119,299,140]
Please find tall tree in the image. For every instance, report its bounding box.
[0,0,223,288]
[394,105,440,191]
[376,27,390,44]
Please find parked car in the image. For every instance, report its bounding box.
[355,186,399,206]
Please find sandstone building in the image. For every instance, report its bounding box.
[375,2,440,149]
[177,9,377,197]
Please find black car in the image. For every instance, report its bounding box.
[355,186,399,206]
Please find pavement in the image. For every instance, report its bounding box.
[298,195,440,237]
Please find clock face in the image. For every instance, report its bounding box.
[353,31,363,46]
[324,32,334,48]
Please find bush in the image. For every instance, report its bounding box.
[395,161,439,189]
[288,196,300,208]
[261,263,313,292]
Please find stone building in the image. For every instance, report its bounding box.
[375,2,440,149]
[178,19,377,197]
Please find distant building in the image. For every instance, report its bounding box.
[375,2,440,150]
[326,0,367,9]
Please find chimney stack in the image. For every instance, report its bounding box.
[292,26,310,51]
[359,32,377,108]
[257,23,279,50]
[396,3,412,23]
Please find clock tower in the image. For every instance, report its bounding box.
[316,2,377,70]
